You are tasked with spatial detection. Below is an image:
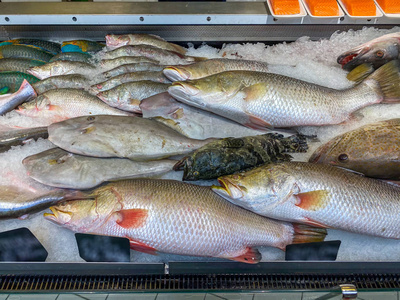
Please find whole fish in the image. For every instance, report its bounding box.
[106,34,187,55]
[0,71,39,93]
[92,71,171,93]
[0,39,61,55]
[0,58,45,73]
[0,45,53,62]
[168,61,400,128]
[44,178,326,263]
[140,92,265,139]
[96,81,170,113]
[0,79,37,115]
[27,61,97,80]
[62,40,105,54]
[337,32,400,71]
[163,58,270,81]
[32,74,90,94]
[47,115,215,161]
[174,133,307,181]
[23,148,176,189]
[49,52,93,63]
[17,89,132,125]
[103,45,196,64]
[0,126,48,153]
[0,187,85,219]
[103,62,165,78]
[309,119,400,179]
[213,162,400,239]
[100,56,159,71]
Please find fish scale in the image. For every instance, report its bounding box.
[44,179,326,262]
[214,162,400,239]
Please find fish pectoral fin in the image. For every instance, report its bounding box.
[242,83,267,102]
[115,208,148,229]
[294,190,329,211]
[244,115,273,130]
[302,217,330,228]
[128,238,158,255]
[346,63,375,83]
[222,247,261,264]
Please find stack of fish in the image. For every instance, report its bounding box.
[0,31,400,263]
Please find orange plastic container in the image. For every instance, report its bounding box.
[375,0,400,14]
[270,0,301,15]
[340,0,377,16]
[303,0,340,16]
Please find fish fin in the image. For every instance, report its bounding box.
[115,208,148,229]
[225,247,261,264]
[346,63,375,83]
[242,83,267,102]
[47,104,60,111]
[332,166,365,176]
[303,217,330,228]
[128,238,158,255]
[380,180,400,187]
[292,224,327,244]
[245,115,273,130]
[365,60,400,103]
[294,190,329,211]
[173,157,187,171]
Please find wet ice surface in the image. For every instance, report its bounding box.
[1,27,400,263]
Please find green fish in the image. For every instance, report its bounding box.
[0,71,39,93]
[0,58,46,73]
[174,133,308,181]
[0,39,61,55]
[0,45,53,62]
[49,52,93,63]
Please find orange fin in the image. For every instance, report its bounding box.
[242,83,267,102]
[115,208,148,229]
[227,247,261,264]
[128,238,157,255]
[245,115,273,130]
[294,190,329,211]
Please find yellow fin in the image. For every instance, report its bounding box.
[294,190,329,211]
[242,83,268,102]
[346,63,374,83]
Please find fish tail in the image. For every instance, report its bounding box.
[364,60,400,103]
[281,134,308,153]
[292,224,327,244]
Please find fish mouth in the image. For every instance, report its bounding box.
[105,35,119,49]
[215,178,244,199]
[168,82,200,103]
[44,206,72,224]
[26,68,41,79]
[163,66,191,81]
[337,46,370,71]
[96,92,106,102]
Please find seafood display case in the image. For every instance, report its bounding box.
[0,1,399,298]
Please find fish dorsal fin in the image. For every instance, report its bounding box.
[115,208,148,229]
[294,190,329,211]
[333,166,366,176]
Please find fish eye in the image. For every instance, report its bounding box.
[87,116,95,121]
[338,154,349,162]
[375,50,385,58]
[193,171,199,176]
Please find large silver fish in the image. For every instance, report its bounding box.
[32,74,90,94]
[168,61,400,128]
[213,162,400,239]
[23,148,176,189]
[47,115,215,161]
[44,178,326,263]
[27,60,97,79]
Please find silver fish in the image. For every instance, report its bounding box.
[27,60,97,80]
[23,147,176,189]
[103,63,165,78]
[100,56,159,71]
[32,74,90,94]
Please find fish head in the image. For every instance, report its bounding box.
[27,66,48,80]
[169,73,240,108]
[106,34,130,50]
[337,38,400,71]
[213,164,297,213]
[163,66,192,81]
[17,94,54,117]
